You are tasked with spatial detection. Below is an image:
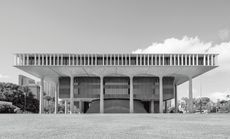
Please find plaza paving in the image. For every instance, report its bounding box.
[0,114,230,139]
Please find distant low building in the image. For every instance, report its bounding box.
[18,75,35,86]
[18,74,55,105]
[18,75,39,99]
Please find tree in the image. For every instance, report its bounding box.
[180,97,196,112]
[227,95,230,99]
[180,97,189,112]
[194,97,211,112]
[215,97,230,113]
[0,82,39,113]
[44,95,52,105]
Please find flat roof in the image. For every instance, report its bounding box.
[14,53,219,56]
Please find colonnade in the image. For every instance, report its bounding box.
[39,76,194,114]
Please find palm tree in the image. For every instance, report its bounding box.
[44,95,52,105]
[22,86,33,112]
[227,95,230,99]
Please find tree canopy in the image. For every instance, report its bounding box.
[0,82,39,113]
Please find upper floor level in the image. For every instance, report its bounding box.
[14,53,218,67]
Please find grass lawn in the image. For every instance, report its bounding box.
[0,114,230,139]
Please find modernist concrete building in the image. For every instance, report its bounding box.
[14,53,218,114]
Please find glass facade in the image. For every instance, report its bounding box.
[73,77,100,98]
[59,76,174,101]
[59,77,70,98]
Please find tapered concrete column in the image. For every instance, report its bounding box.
[196,54,199,66]
[102,54,104,65]
[147,54,149,66]
[53,54,56,65]
[181,55,184,66]
[173,55,176,65]
[207,55,210,65]
[150,100,154,113]
[174,84,178,113]
[155,55,157,65]
[37,54,40,65]
[188,78,193,113]
[22,54,25,65]
[100,76,104,113]
[151,55,153,65]
[169,55,172,66]
[70,76,74,114]
[42,55,44,66]
[19,54,22,65]
[211,54,214,66]
[177,54,180,65]
[165,101,168,113]
[49,54,51,65]
[57,54,59,65]
[79,100,84,113]
[130,76,134,113]
[26,54,29,65]
[61,54,63,66]
[46,54,48,66]
[159,55,161,65]
[54,82,59,114]
[159,76,163,113]
[39,77,44,114]
[34,54,36,65]
[185,55,188,66]
[64,100,67,114]
[203,55,206,66]
[78,100,81,113]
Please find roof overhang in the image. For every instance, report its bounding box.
[15,65,218,85]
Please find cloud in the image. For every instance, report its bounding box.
[209,91,230,102]
[209,42,230,71]
[218,29,229,41]
[132,36,230,71]
[0,74,9,79]
[132,36,212,54]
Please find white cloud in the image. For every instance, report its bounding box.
[132,36,230,71]
[218,29,229,41]
[132,36,212,54]
[209,91,230,102]
[132,36,230,100]
[0,74,9,79]
[208,42,230,71]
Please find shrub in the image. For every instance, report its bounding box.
[0,103,17,113]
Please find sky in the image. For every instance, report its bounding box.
[0,0,230,101]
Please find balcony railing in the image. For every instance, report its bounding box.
[14,53,218,66]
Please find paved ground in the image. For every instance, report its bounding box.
[0,114,230,139]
